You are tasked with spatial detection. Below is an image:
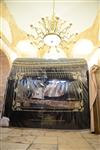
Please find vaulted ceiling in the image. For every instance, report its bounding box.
[0,0,100,67]
[4,0,99,33]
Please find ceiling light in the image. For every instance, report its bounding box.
[27,0,78,57]
[43,33,61,46]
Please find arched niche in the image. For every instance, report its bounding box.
[0,50,10,111]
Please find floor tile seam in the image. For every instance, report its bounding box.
[30,135,39,144]
[0,135,37,145]
[80,133,96,150]
[25,142,33,150]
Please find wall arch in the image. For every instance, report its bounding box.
[0,50,10,111]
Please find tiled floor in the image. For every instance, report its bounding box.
[0,127,100,150]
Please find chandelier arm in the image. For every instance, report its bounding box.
[41,18,49,33]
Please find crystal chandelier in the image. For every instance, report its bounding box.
[27,0,78,51]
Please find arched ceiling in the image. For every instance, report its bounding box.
[4,0,100,33]
[0,0,100,67]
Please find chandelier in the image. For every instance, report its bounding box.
[27,0,78,55]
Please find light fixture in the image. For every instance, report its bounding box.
[44,33,61,46]
[43,0,61,46]
[27,0,78,55]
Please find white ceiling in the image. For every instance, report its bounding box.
[5,0,100,34]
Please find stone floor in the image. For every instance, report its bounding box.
[0,127,100,150]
